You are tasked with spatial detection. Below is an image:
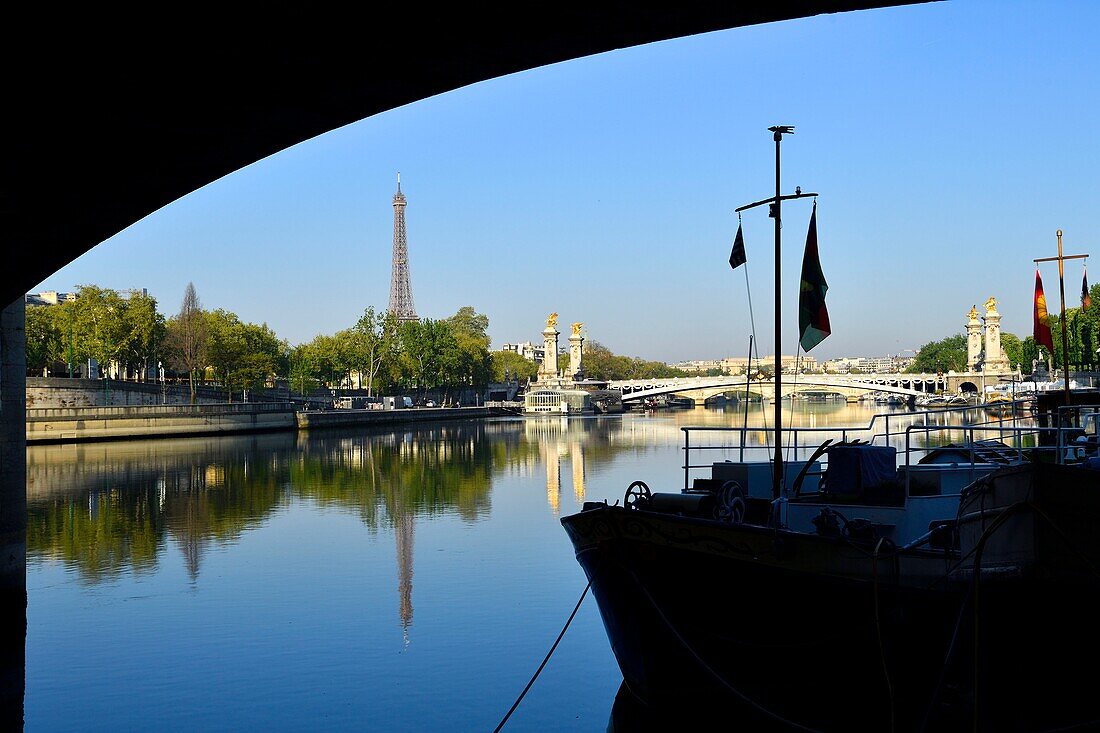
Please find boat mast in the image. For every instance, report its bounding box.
[736,127,815,499]
[770,126,789,499]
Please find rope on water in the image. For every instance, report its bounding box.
[492,581,590,732]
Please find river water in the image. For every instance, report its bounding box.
[24,401,1020,731]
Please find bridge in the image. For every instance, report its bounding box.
[610,371,1018,403]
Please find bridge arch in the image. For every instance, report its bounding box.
[4,2,913,305]
[611,375,929,402]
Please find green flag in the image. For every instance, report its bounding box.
[798,202,831,352]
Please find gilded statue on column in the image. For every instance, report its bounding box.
[572,322,583,336]
[546,312,558,329]
[984,296,997,312]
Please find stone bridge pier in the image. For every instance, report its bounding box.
[0,299,25,729]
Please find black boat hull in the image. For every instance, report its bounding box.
[564,502,1100,732]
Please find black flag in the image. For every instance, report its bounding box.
[729,223,747,269]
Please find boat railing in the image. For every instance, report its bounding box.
[680,401,1037,492]
[1054,403,1100,462]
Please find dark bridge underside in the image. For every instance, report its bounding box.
[4,2,928,305]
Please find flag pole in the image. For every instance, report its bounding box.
[771,127,785,499]
[1035,229,1089,407]
[734,126,816,500]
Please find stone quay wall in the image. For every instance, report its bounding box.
[26,377,291,408]
[296,406,496,430]
[26,402,296,443]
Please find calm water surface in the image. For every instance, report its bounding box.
[25,402,1011,731]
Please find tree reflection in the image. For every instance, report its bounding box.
[26,416,680,582]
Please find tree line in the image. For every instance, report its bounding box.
[26,283,690,400]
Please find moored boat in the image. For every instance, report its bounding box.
[562,420,1100,731]
[562,127,1100,732]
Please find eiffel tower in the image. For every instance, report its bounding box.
[388,173,418,321]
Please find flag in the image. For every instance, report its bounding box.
[798,202,831,352]
[1083,265,1091,310]
[729,223,747,269]
[1034,268,1055,354]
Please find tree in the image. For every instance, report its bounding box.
[350,306,399,396]
[68,285,131,376]
[1001,332,1024,371]
[397,319,459,395]
[289,343,322,395]
[118,290,165,380]
[907,335,967,374]
[25,305,64,375]
[445,306,489,345]
[490,350,538,382]
[578,340,688,380]
[165,283,207,402]
[203,309,284,397]
[444,306,491,388]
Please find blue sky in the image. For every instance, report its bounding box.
[34,1,1100,363]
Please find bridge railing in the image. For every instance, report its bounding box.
[680,401,1039,492]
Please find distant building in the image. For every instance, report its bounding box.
[502,341,546,363]
[26,288,150,306]
[25,291,76,306]
[894,355,917,372]
[670,359,724,374]
[710,355,818,375]
[823,355,915,373]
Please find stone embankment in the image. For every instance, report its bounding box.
[24,378,517,443]
[26,403,295,442]
[26,402,509,443]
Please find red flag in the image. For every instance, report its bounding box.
[1082,265,1091,310]
[1034,268,1055,353]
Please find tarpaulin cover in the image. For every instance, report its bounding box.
[826,445,897,495]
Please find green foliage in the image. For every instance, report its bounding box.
[443,306,491,388]
[1001,332,1024,370]
[28,286,504,397]
[490,350,538,382]
[907,334,967,373]
[581,340,689,380]
[25,305,65,374]
[205,309,286,392]
[25,286,166,377]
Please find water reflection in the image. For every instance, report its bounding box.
[25,403,1041,730]
[29,405,1027,583]
[27,402,1035,659]
[28,434,296,581]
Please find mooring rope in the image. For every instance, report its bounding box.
[740,225,769,434]
[872,537,897,733]
[492,581,590,732]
